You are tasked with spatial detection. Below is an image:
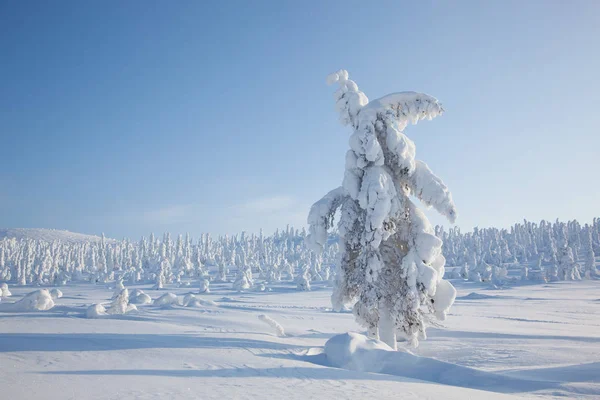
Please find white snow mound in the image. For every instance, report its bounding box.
[13,289,55,311]
[154,292,180,307]
[129,289,152,305]
[323,332,546,393]
[182,293,217,307]
[325,332,393,372]
[86,303,107,318]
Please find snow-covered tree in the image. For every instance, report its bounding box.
[295,262,311,291]
[306,70,457,348]
[232,254,253,291]
[558,246,581,281]
[583,225,597,279]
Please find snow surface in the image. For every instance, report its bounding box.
[1,280,600,399]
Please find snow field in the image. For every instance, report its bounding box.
[0,279,599,399]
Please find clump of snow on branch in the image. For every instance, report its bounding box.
[306,187,345,253]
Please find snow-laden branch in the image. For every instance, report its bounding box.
[357,167,400,248]
[359,92,444,131]
[327,69,369,128]
[306,187,346,253]
[409,160,457,223]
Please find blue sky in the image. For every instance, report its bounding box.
[1,1,599,239]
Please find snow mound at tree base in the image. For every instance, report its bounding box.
[325,332,393,372]
[323,332,557,393]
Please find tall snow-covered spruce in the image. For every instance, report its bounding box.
[306,70,458,349]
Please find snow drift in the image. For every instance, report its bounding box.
[323,332,551,393]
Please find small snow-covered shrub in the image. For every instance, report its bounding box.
[258,314,285,337]
[86,303,107,318]
[1,282,11,297]
[129,289,152,305]
[49,288,63,299]
[232,266,252,291]
[295,264,311,291]
[111,279,125,298]
[107,288,130,315]
[14,289,55,311]
[86,288,136,318]
[182,293,217,307]
[154,292,179,307]
[198,298,217,306]
[198,278,210,293]
[182,293,197,307]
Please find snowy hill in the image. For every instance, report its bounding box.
[0,228,112,244]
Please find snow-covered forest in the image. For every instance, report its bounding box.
[441,218,600,281]
[1,217,598,289]
[0,227,338,289]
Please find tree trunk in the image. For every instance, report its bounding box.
[378,306,397,350]
[367,325,379,340]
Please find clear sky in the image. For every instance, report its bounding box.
[1,0,599,239]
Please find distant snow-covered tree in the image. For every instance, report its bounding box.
[558,246,581,281]
[295,262,311,291]
[583,225,597,279]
